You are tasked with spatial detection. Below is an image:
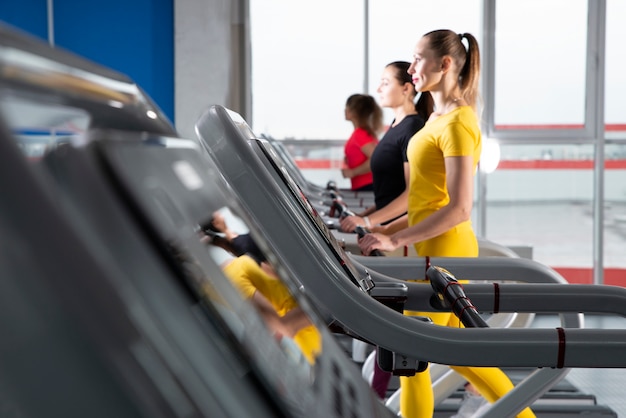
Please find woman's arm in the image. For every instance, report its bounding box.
[280,307,313,337]
[355,205,377,217]
[372,213,408,235]
[358,155,474,254]
[341,142,377,178]
[341,162,410,231]
[250,292,311,338]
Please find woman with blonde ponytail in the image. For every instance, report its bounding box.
[358,30,536,418]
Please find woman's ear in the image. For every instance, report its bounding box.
[440,55,452,73]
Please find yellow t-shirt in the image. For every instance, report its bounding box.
[222,255,321,364]
[406,106,482,257]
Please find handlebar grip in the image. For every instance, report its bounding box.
[354,226,384,257]
[427,266,488,328]
[332,199,356,219]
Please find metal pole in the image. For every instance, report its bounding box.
[47,0,54,46]
[589,0,606,284]
[363,0,369,93]
[477,0,496,238]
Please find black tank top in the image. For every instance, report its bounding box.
[370,114,426,210]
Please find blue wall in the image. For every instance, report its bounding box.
[0,0,48,40]
[0,0,174,122]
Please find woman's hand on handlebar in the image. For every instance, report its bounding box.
[358,232,398,255]
[339,215,363,233]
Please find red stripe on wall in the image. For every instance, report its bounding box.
[553,267,626,287]
[497,160,626,170]
[295,159,336,169]
[495,124,626,131]
[497,160,594,169]
[495,124,585,130]
[295,159,626,170]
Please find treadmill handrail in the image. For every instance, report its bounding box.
[350,254,626,315]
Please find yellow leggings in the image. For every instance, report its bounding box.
[396,228,534,417]
[400,310,535,418]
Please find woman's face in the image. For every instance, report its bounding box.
[408,36,443,93]
[376,66,407,109]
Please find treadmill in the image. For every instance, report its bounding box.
[194,104,626,417]
[0,94,303,417]
[0,23,394,418]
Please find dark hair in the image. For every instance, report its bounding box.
[423,29,481,110]
[386,61,434,117]
[345,94,383,137]
[415,91,434,118]
[386,61,413,85]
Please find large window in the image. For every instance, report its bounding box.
[250,0,364,139]
[493,0,588,131]
[485,1,594,276]
[605,0,626,138]
[484,143,594,269]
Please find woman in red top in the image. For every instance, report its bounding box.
[341,94,383,191]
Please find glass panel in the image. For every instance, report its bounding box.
[278,140,348,189]
[485,143,594,277]
[494,0,587,128]
[369,0,481,123]
[605,0,626,139]
[603,143,626,274]
[250,0,363,139]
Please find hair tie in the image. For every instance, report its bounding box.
[458,33,468,51]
